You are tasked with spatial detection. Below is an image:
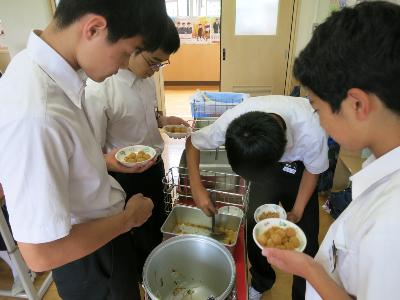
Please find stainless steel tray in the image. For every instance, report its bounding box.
[161,205,242,250]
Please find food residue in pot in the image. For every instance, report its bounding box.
[172,222,236,245]
[171,269,201,299]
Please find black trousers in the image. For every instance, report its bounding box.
[109,160,166,280]
[247,161,319,300]
[52,232,140,300]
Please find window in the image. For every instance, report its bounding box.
[166,0,220,17]
[207,0,221,16]
[235,0,279,35]
[166,1,178,17]
[178,0,189,16]
[165,0,188,17]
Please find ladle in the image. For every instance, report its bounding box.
[210,192,225,239]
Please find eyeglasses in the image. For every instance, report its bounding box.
[141,53,170,71]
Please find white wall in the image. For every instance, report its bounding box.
[294,0,400,57]
[315,0,331,23]
[294,0,318,56]
[0,0,53,57]
[294,0,332,56]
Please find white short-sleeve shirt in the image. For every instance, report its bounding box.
[191,95,329,174]
[84,69,164,154]
[0,31,125,244]
[306,146,400,299]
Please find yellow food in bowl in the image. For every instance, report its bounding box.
[257,226,300,250]
[124,151,151,163]
[258,211,280,220]
[166,126,188,133]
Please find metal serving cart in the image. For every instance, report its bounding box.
[151,90,249,299]
[162,166,249,300]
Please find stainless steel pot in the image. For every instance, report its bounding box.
[143,234,236,300]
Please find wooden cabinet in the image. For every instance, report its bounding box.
[163,43,220,82]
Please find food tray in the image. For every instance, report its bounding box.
[161,205,242,251]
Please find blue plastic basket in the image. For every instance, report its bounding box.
[190,91,248,118]
[203,92,245,104]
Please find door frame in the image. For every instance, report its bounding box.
[284,0,301,95]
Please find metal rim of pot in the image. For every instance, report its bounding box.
[143,234,236,300]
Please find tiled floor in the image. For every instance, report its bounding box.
[0,86,334,300]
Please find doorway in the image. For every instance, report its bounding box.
[160,0,299,119]
[221,0,297,96]
[161,0,222,125]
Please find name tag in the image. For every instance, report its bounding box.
[329,240,338,273]
[282,163,297,174]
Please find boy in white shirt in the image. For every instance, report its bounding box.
[0,1,168,299]
[262,2,400,300]
[84,17,187,279]
[186,95,328,300]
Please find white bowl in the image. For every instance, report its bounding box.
[254,204,287,223]
[115,145,156,167]
[218,205,244,219]
[163,125,191,139]
[253,218,307,252]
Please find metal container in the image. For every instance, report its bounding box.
[143,234,236,300]
[162,167,248,215]
[179,148,234,175]
[161,205,242,250]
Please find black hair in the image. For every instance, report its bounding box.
[54,0,167,51]
[159,17,180,54]
[225,111,287,181]
[294,1,400,114]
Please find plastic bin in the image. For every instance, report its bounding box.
[190,91,248,118]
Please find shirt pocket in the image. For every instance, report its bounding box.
[332,222,357,295]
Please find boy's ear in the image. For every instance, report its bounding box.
[346,88,371,121]
[82,15,108,41]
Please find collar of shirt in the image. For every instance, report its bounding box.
[26,30,87,108]
[350,145,400,199]
[116,69,139,87]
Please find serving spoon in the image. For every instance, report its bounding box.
[210,192,225,239]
